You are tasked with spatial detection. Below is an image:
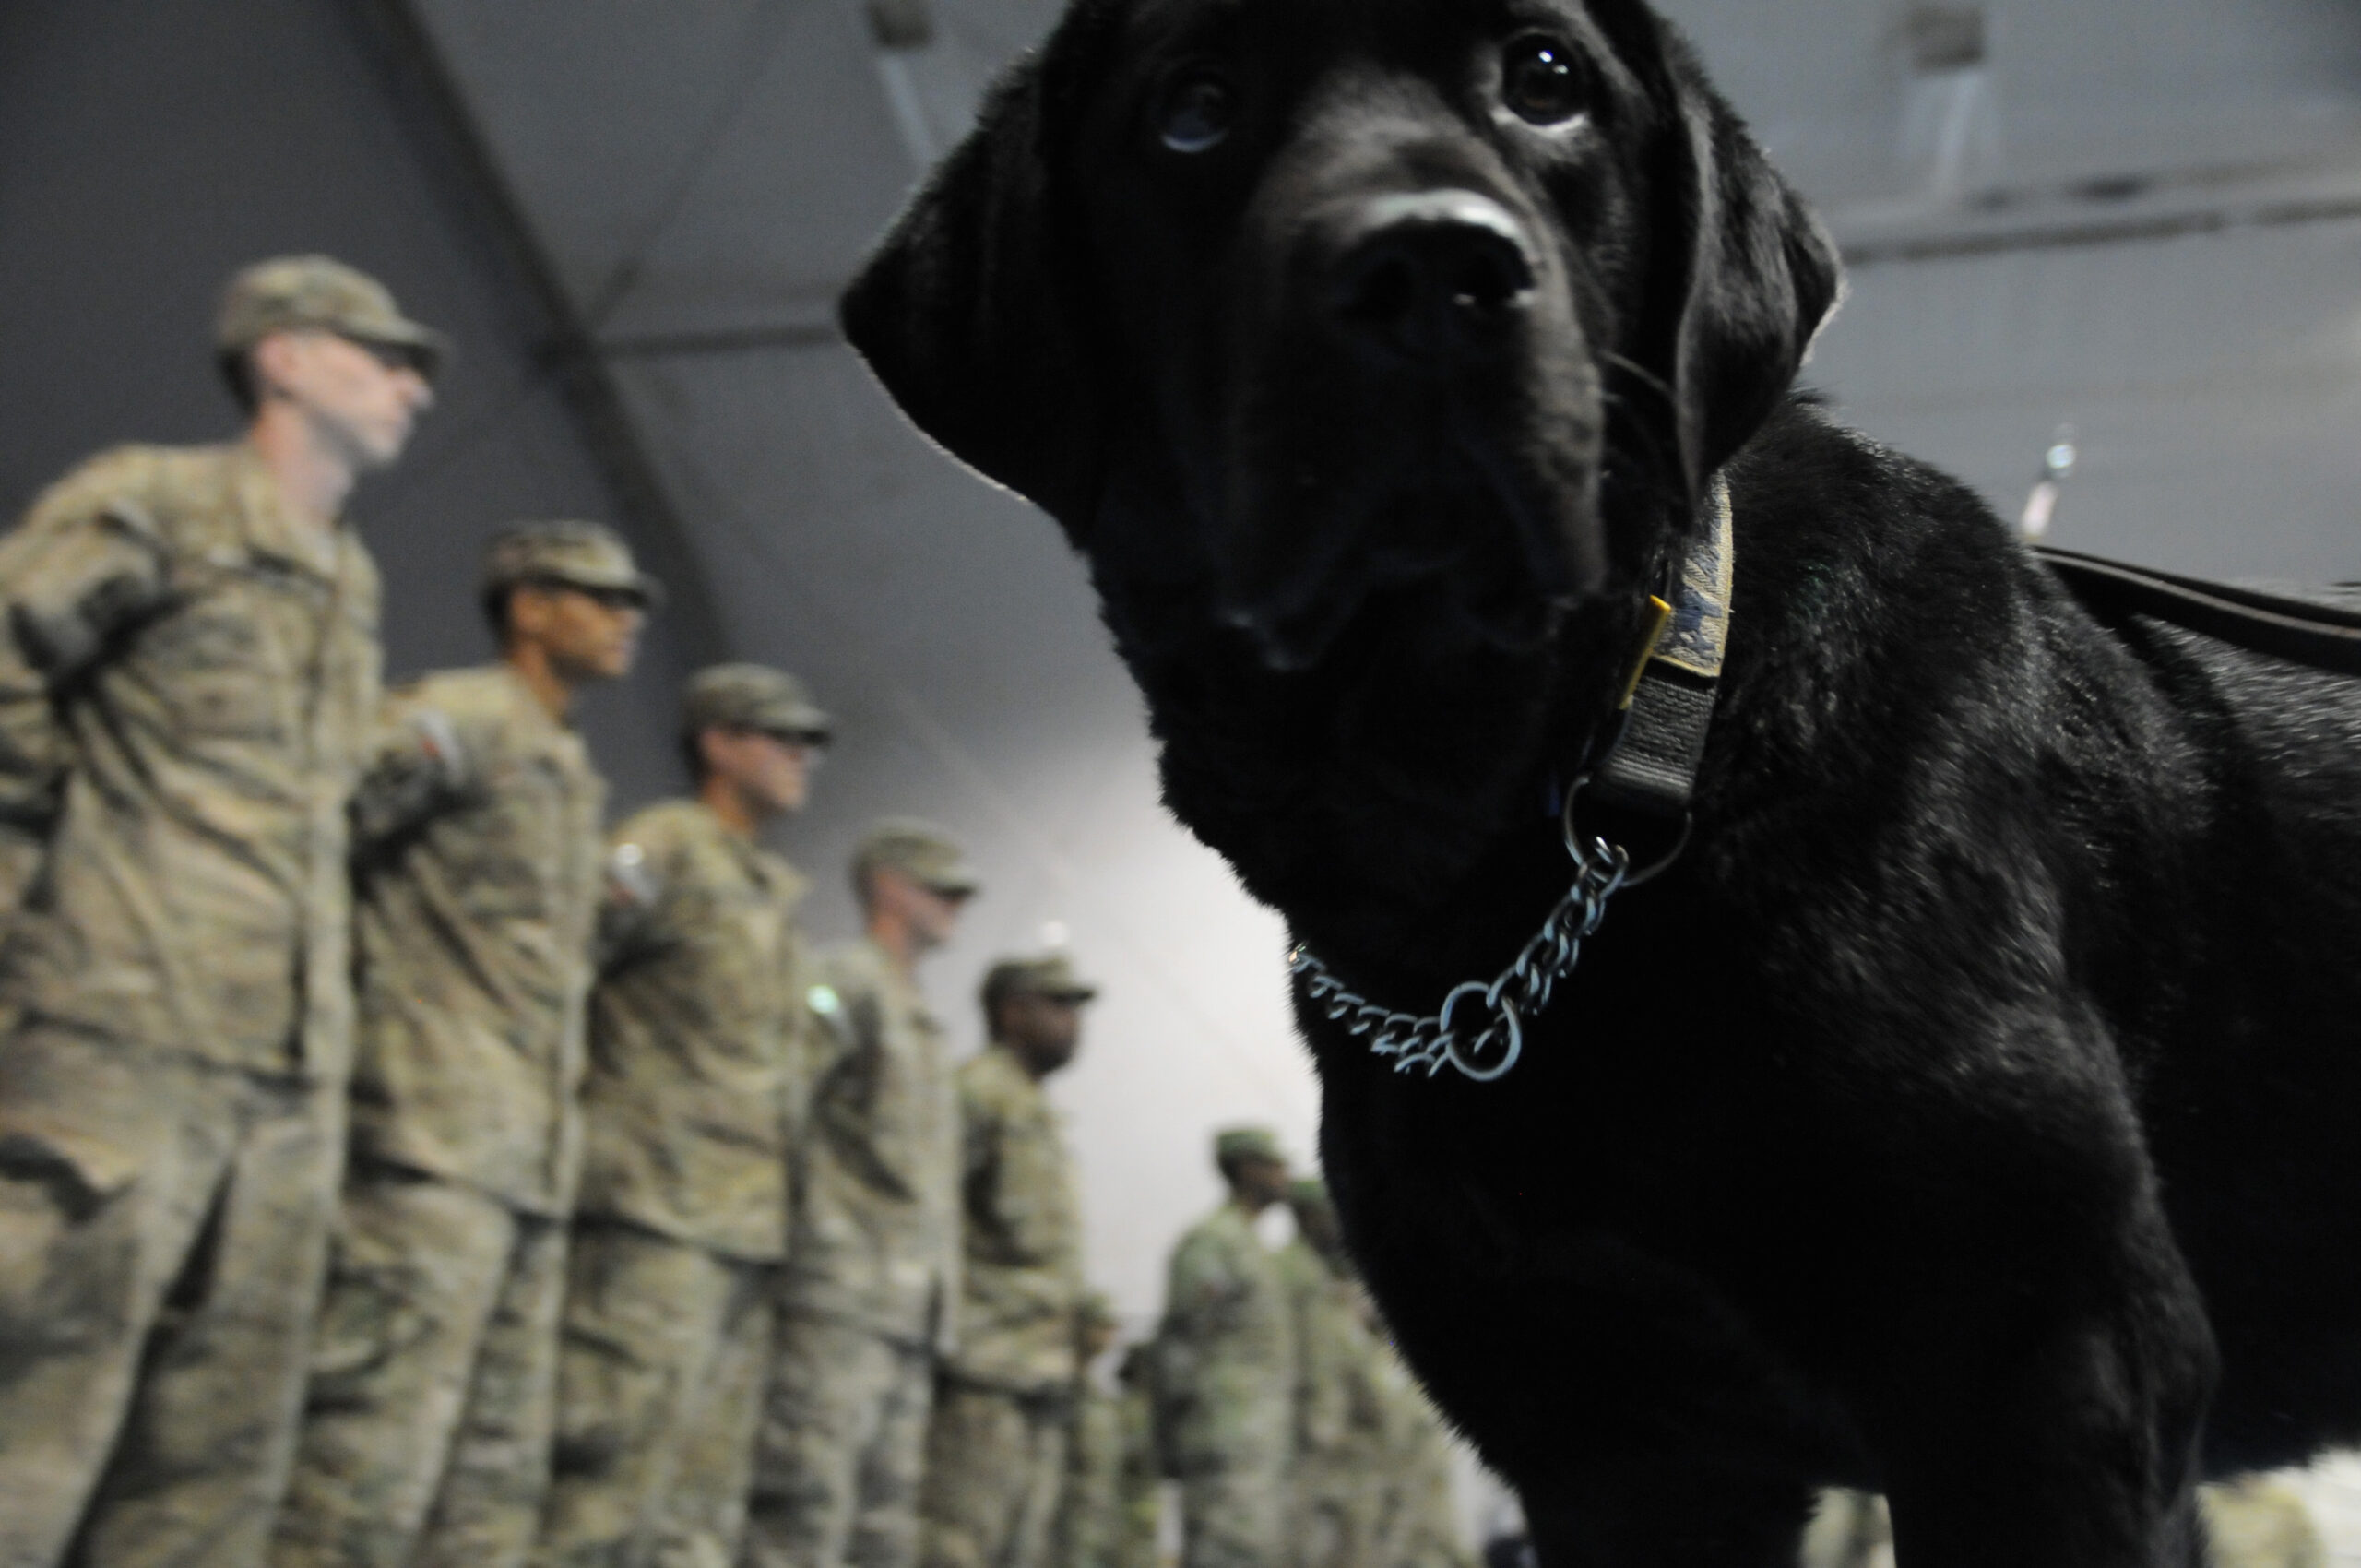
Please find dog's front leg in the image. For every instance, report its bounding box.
[1862,1129,2217,1568]
[1871,1299,2214,1566]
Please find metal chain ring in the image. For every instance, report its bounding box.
[1286,807,1637,1083]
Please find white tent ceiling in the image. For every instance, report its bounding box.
[407,0,2361,1322]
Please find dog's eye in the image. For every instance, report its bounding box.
[1501,36,1585,125]
[1158,70,1238,154]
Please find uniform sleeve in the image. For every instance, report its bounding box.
[962,1075,1000,1190]
[0,470,174,914]
[776,923,819,1151]
[1288,1268,1351,1454]
[1165,1225,1252,1341]
[593,824,681,973]
[807,971,919,1199]
[802,959,864,1086]
[349,695,476,858]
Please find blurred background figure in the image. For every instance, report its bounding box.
[272,520,649,1568]
[921,953,1101,1568]
[0,253,434,1568]
[2201,1475,2329,1568]
[1799,1479,2328,1568]
[539,662,828,1568]
[1156,1129,1297,1568]
[1050,1295,1159,1568]
[747,821,979,1568]
[1276,1180,1386,1568]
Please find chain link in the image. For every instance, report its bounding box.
[1286,827,1633,1083]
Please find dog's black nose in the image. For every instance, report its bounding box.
[1328,192,1536,362]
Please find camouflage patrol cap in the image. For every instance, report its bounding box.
[482,520,664,609]
[1214,1126,1286,1168]
[853,817,980,899]
[683,663,832,744]
[980,952,1099,1016]
[216,255,449,380]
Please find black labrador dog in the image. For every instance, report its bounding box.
[839,0,2361,1562]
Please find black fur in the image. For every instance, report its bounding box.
[839,1,2361,1562]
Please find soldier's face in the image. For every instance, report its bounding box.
[702,728,814,815]
[255,329,433,469]
[516,584,644,682]
[871,868,968,949]
[1230,1156,1291,1209]
[999,992,1084,1075]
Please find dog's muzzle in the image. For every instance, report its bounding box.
[1325,191,1537,363]
[1216,184,1592,671]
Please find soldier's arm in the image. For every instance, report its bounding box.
[960,1077,1025,1251]
[593,827,676,973]
[1164,1227,1251,1342]
[806,975,920,1198]
[349,697,480,859]
[802,963,867,1087]
[962,1075,998,1194]
[0,479,173,912]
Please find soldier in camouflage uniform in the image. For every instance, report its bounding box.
[1050,1298,1159,1568]
[1369,1373,1466,1568]
[1156,1129,1297,1568]
[539,664,832,1568]
[743,821,979,1568]
[919,956,1100,1568]
[0,255,437,1568]
[1274,1181,1386,1568]
[269,522,654,1568]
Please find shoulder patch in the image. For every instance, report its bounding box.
[607,840,660,907]
[410,707,466,780]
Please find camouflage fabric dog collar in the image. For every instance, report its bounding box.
[1587,478,1735,819]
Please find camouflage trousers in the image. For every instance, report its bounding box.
[267,1162,566,1568]
[1178,1463,1288,1568]
[1290,1455,1380,1568]
[741,1315,935,1568]
[0,1025,344,1568]
[536,1223,773,1568]
[1370,1439,1468,1568]
[917,1381,1071,1568]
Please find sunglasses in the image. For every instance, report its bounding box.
[337,334,433,377]
[764,729,831,753]
[518,577,647,612]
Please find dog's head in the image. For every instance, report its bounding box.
[843,0,1839,675]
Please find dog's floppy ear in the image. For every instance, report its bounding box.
[1651,32,1844,497]
[839,46,1101,529]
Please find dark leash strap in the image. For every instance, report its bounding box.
[2034,546,2361,676]
[1590,531,2361,814]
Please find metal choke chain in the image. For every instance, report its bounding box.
[1286,825,1633,1084]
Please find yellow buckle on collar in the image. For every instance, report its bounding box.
[1618,596,1674,711]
